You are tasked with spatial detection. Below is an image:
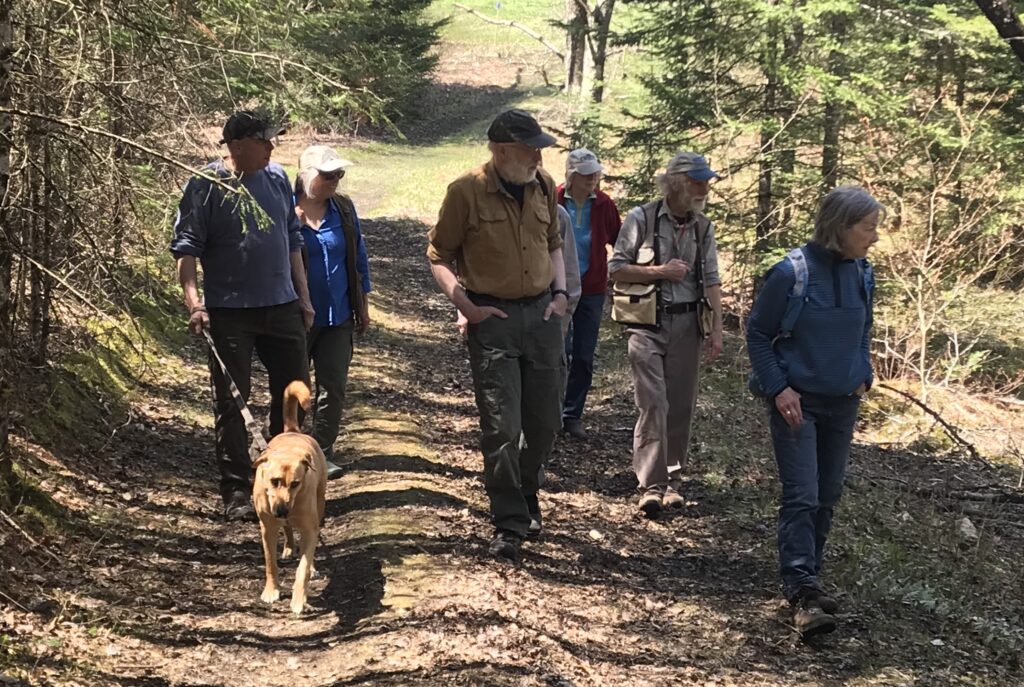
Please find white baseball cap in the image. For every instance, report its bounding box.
[299,145,354,175]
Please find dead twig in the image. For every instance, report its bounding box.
[0,509,63,565]
[878,383,985,463]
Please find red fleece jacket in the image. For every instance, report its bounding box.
[556,185,622,296]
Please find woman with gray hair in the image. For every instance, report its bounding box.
[294,144,372,481]
[746,184,880,638]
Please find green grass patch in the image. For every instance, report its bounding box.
[428,0,563,46]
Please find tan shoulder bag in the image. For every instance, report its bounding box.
[611,200,662,326]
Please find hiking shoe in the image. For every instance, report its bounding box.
[325,460,344,481]
[562,418,586,440]
[807,588,840,615]
[525,494,542,539]
[224,492,256,522]
[663,485,685,510]
[638,491,662,518]
[792,588,837,638]
[488,530,523,560]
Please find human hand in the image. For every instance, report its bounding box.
[188,306,209,336]
[659,258,691,283]
[456,309,469,338]
[356,306,370,335]
[465,304,508,324]
[703,329,723,362]
[299,301,315,330]
[853,382,867,397]
[774,387,803,429]
[543,293,568,321]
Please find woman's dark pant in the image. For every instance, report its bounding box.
[768,393,860,601]
[207,302,309,503]
[307,321,355,461]
[562,293,605,421]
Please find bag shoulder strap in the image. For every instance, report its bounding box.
[333,193,365,322]
[637,200,662,264]
[777,245,809,338]
[857,258,874,310]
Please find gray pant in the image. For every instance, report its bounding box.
[467,292,563,537]
[307,321,354,460]
[626,312,701,492]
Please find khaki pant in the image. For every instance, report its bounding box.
[626,311,701,492]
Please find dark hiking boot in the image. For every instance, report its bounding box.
[808,589,840,615]
[562,418,586,439]
[792,588,837,638]
[638,491,662,518]
[488,530,523,560]
[224,492,256,522]
[325,460,344,481]
[525,494,542,539]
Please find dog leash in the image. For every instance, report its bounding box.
[202,328,269,458]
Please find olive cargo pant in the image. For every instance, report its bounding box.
[467,292,563,538]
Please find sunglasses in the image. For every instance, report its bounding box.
[318,170,344,181]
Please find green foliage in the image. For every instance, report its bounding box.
[191,0,445,127]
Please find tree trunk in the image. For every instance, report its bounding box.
[820,12,846,192]
[589,0,615,103]
[973,0,1024,66]
[0,0,14,496]
[565,0,587,93]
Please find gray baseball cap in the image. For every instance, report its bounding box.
[666,152,721,181]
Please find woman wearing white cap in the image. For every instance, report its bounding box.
[294,145,371,480]
[557,149,622,440]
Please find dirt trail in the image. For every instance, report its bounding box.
[4,46,1024,687]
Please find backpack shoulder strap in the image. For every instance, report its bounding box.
[777,245,809,338]
[857,258,874,308]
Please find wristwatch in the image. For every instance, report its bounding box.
[551,288,569,300]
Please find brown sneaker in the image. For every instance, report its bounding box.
[814,590,840,615]
[792,588,836,638]
[663,486,685,510]
[638,492,662,518]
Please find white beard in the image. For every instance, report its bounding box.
[691,198,706,213]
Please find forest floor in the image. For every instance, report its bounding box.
[4,7,1024,687]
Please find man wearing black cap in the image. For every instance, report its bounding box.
[170,109,314,521]
[609,151,724,518]
[427,109,568,560]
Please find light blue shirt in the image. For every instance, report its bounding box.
[564,194,594,277]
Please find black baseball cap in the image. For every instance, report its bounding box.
[219,109,287,145]
[487,109,556,148]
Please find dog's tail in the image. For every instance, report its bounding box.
[283,380,311,433]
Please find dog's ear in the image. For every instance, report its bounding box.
[253,454,269,469]
[301,454,316,472]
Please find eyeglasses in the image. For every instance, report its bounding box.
[318,170,344,181]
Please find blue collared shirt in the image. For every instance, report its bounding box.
[564,194,594,277]
[299,197,371,328]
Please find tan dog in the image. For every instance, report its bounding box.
[252,380,327,615]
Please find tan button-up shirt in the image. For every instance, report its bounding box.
[427,161,562,299]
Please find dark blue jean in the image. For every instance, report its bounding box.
[563,293,605,421]
[768,392,860,601]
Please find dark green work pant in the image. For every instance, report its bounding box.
[467,291,563,538]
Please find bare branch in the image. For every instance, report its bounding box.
[453,3,565,61]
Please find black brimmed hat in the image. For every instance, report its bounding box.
[487,109,556,148]
[219,110,287,145]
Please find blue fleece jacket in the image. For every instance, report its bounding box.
[747,241,873,398]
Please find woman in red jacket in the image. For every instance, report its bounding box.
[557,149,622,439]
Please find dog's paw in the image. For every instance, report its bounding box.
[260,587,281,603]
[309,565,319,580]
[290,597,306,616]
[280,547,295,560]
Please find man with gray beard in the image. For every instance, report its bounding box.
[428,109,568,560]
[609,152,724,518]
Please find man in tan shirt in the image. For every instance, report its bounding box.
[428,109,568,560]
